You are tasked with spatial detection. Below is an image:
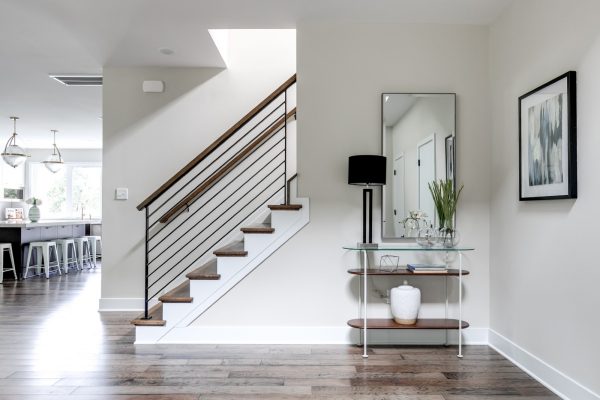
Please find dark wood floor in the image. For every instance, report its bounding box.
[0,267,559,400]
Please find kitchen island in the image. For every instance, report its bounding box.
[0,219,101,279]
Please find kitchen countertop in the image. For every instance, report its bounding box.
[0,219,102,228]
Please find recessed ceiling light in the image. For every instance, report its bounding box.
[159,48,174,56]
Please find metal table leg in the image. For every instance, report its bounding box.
[362,249,368,358]
[458,251,463,358]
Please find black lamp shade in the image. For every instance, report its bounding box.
[348,155,386,186]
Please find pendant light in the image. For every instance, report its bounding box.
[2,117,29,168]
[42,130,64,173]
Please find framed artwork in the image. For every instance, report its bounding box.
[445,134,455,181]
[519,71,577,200]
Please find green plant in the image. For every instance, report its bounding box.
[428,180,463,232]
[26,197,43,206]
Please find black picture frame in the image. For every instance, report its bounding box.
[518,71,577,201]
[445,134,455,181]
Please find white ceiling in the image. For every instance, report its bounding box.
[0,0,513,149]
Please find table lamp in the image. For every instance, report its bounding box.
[348,155,386,248]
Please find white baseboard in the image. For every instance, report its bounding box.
[489,329,599,400]
[98,297,144,311]
[140,325,488,345]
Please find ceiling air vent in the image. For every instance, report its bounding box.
[49,75,103,86]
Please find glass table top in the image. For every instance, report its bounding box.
[343,244,474,252]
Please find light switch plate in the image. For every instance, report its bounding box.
[115,188,128,200]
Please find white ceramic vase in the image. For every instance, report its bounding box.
[390,280,421,325]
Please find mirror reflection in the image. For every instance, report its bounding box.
[382,93,456,239]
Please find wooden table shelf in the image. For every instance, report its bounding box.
[348,318,469,330]
[347,268,470,276]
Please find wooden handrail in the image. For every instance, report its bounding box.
[137,74,297,211]
[158,108,296,224]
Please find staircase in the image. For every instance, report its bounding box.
[131,75,309,344]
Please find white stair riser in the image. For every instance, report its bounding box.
[217,257,248,271]
[270,209,302,230]
[244,234,275,254]
[162,302,193,322]
[136,325,170,344]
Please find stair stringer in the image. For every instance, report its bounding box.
[134,196,309,344]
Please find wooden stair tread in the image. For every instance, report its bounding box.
[241,224,274,234]
[214,241,247,257]
[186,259,221,280]
[159,281,192,303]
[268,204,302,210]
[131,304,166,326]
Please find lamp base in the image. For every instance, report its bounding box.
[356,242,379,249]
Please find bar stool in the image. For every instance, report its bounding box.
[0,243,17,283]
[85,236,102,267]
[73,237,93,269]
[24,241,61,279]
[55,239,77,273]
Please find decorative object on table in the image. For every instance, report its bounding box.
[42,129,64,173]
[390,280,421,325]
[379,255,400,271]
[416,224,437,248]
[445,134,455,181]
[1,116,30,168]
[348,155,386,248]
[26,197,42,222]
[5,207,24,220]
[519,71,577,200]
[428,179,463,248]
[402,210,428,237]
[407,263,448,274]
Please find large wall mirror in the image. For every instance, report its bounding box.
[382,93,456,239]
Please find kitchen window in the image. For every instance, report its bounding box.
[28,163,102,219]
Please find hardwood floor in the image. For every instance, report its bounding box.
[0,267,559,400]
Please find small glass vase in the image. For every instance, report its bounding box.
[416,225,437,248]
[438,227,460,248]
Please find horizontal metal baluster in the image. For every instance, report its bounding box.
[148,101,286,221]
[147,168,285,283]
[147,152,285,266]
[148,134,285,248]
[149,181,285,296]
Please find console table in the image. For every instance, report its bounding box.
[343,244,474,358]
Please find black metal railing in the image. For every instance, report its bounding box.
[137,75,297,319]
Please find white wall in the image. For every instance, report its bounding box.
[489,0,600,397]
[100,30,296,310]
[193,22,491,342]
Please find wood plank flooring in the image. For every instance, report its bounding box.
[0,267,559,399]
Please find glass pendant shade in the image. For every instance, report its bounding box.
[42,130,64,173]
[2,117,29,168]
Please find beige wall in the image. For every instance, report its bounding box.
[194,22,491,337]
[100,30,296,309]
[489,0,600,395]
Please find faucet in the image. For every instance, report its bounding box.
[80,205,85,220]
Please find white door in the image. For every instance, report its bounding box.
[417,136,436,226]
[393,155,405,237]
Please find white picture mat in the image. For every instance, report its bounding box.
[520,78,570,198]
